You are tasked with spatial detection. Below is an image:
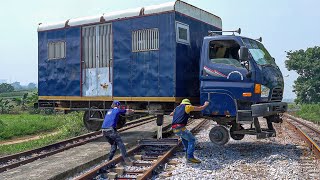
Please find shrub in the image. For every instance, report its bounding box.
[296,104,320,123]
[0,98,14,114]
[58,112,87,137]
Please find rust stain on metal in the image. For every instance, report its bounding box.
[212,111,219,115]
[284,114,320,159]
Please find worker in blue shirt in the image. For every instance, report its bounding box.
[102,100,134,165]
[170,99,209,164]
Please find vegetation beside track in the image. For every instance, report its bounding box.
[295,104,320,123]
[0,112,88,156]
[288,103,320,124]
[0,114,63,140]
[0,90,36,99]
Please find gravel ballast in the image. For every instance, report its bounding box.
[155,120,320,180]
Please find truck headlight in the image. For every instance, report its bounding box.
[261,85,270,98]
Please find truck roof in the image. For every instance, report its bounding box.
[38,0,222,32]
[204,35,258,42]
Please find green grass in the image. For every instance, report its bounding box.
[0,90,35,99]
[295,104,320,123]
[288,103,299,110]
[0,112,88,156]
[0,114,65,140]
[0,135,62,155]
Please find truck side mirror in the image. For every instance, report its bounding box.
[239,46,249,61]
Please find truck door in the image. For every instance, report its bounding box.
[81,24,113,97]
[201,39,254,116]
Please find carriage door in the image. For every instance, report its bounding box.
[82,24,113,96]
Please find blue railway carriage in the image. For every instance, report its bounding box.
[37,1,222,130]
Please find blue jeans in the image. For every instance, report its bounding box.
[173,128,196,159]
[103,128,128,160]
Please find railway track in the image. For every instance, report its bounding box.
[284,113,320,159]
[74,119,208,180]
[0,115,157,173]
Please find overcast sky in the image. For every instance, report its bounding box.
[0,0,319,99]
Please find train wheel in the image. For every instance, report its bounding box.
[209,125,230,145]
[230,125,245,140]
[83,109,103,131]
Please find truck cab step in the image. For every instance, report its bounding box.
[237,110,253,123]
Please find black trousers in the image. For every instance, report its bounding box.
[102,128,128,160]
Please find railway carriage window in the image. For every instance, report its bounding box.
[48,41,66,60]
[209,40,243,68]
[176,21,190,45]
[132,28,159,52]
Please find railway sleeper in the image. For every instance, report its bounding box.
[97,140,179,179]
[76,119,208,180]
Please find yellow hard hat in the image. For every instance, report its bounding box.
[181,99,191,105]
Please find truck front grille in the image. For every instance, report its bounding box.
[271,87,283,102]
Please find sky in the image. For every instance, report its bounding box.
[0,0,319,99]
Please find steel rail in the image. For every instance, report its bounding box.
[0,116,156,173]
[75,119,208,180]
[284,113,320,135]
[75,145,142,179]
[139,119,208,180]
[284,113,320,159]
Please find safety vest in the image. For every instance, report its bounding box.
[172,104,190,125]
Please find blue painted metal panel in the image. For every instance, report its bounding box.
[175,13,221,98]
[65,28,81,96]
[38,27,81,96]
[132,51,159,96]
[39,12,177,98]
[112,18,132,97]
[113,12,175,97]
[201,81,254,99]
[201,92,237,116]
[38,32,48,96]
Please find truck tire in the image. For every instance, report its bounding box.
[209,125,230,145]
[230,125,245,140]
[83,109,103,131]
[266,114,282,123]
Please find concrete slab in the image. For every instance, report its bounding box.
[0,118,172,180]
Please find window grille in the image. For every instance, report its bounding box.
[132,28,159,52]
[82,24,112,69]
[48,41,66,60]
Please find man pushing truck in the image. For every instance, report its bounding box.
[170,99,209,163]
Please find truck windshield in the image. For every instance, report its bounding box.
[242,38,275,66]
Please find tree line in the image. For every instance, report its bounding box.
[0,82,38,114]
[285,46,320,104]
[0,82,37,93]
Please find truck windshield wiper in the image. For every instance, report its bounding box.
[260,63,281,71]
[260,63,273,67]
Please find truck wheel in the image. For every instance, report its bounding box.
[83,109,103,131]
[266,114,282,123]
[230,125,245,140]
[209,125,230,145]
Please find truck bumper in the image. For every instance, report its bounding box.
[251,102,287,117]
